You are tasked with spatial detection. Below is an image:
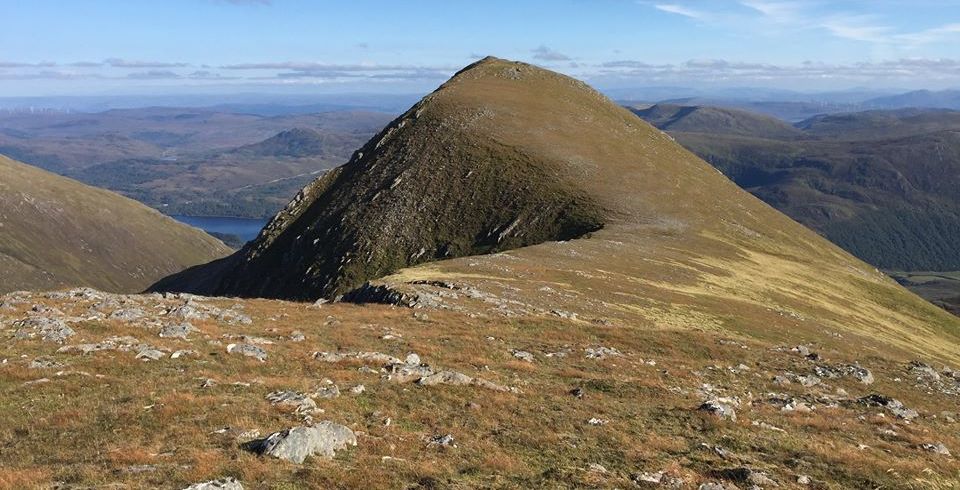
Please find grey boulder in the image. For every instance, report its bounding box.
[247,423,357,463]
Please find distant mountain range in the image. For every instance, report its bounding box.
[0,155,230,293]
[0,108,394,217]
[617,88,960,122]
[632,104,960,274]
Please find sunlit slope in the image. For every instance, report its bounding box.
[154,57,960,363]
[0,155,231,293]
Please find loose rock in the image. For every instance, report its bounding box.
[246,423,357,463]
[226,343,267,362]
[182,477,244,490]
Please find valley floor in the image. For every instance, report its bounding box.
[2,289,960,489]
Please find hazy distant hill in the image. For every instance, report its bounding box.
[631,103,801,139]
[0,109,394,218]
[866,89,960,110]
[0,155,231,293]
[634,104,960,272]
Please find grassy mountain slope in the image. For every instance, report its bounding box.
[154,58,960,360]
[0,155,231,293]
[6,58,960,489]
[635,105,960,272]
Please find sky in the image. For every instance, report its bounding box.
[2,0,960,97]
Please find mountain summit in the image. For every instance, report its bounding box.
[152,57,958,362]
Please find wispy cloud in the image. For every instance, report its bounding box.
[105,58,190,68]
[594,57,960,86]
[126,70,182,80]
[653,3,709,20]
[0,61,56,68]
[531,45,572,62]
[644,1,960,47]
[739,0,803,23]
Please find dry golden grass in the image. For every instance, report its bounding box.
[1,291,958,489]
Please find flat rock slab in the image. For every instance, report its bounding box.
[246,422,357,464]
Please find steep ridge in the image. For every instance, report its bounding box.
[0,155,231,293]
[154,57,960,363]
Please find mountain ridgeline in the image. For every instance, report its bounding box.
[0,155,231,293]
[632,104,960,271]
[151,56,959,370]
[152,58,613,299]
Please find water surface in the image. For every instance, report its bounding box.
[171,215,267,243]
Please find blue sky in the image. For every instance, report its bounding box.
[2,0,960,96]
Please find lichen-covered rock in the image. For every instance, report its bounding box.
[247,423,357,463]
[13,317,75,343]
[266,391,317,413]
[226,343,267,362]
[699,400,737,421]
[858,394,919,421]
[418,370,473,386]
[159,323,194,339]
[182,477,244,490]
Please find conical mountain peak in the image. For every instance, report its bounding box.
[149,58,960,369]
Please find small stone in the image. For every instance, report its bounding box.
[512,350,535,362]
[920,442,951,456]
[109,308,146,321]
[267,391,317,413]
[182,477,244,490]
[29,358,64,369]
[349,384,365,395]
[570,387,584,399]
[418,370,472,386]
[699,400,737,421]
[587,463,607,474]
[171,349,196,359]
[698,484,729,490]
[404,353,421,365]
[428,434,456,447]
[226,343,267,362]
[136,348,165,361]
[633,471,664,484]
[587,417,607,426]
[289,331,306,342]
[313,385,340,399]
[910,361,941,382]
[797,475,812,485]
[159,323,194,339]
[585,346,621,359]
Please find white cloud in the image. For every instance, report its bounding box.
[653,3,708,20]
[531,45,572,62]
[593,57,960,86]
